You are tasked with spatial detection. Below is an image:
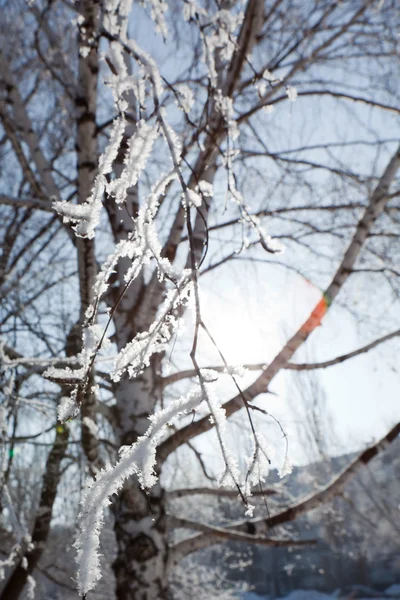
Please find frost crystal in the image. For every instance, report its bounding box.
[185,189,202,208]
[111,278,192,382]
[147,0,169,38]
[278,455,293,478]
[196,180,213,197]
[26,575,36,599]
[75,386,205,596]
[286,86,298,102]
[263,69,276,82]
[58,396,78,423]
[107,121,158,204]
[54,116,126,238]
[215,90,239,141]
[182,0,206,21]
[175,84,194,113]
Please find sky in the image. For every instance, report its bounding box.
[197,260,399,467]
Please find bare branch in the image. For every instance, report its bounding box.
[0,194,54,212]
[170,421,400,561]
[286,328,400,371]
[158,144,400,461]
[161,327,400,386]
[167,486,277,500]
[168,515,315,566]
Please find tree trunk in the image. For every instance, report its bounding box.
[0,425,69,599]
[109,286,168,599]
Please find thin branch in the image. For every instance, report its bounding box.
[158,144,400,461]
[167,486,277,500]
[160,326,400,387]
[170,421,400,561]
[168,514,315,564]
[286,328,400,370]
[0,194,54,213]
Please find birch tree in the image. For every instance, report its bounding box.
[0,0,399,598]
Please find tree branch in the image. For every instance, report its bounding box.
[286,328,400,371]
[167,486,277,500]
[168,515,315,566]
[158,144,400,461]
[0,194,54,212]
[170,421,400,562]
[160,327,400,386]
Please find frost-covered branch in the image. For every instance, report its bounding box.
[75,386,206,597]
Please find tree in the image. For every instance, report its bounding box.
[0,0,399,598]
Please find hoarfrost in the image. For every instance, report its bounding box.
[75,386,205,596]
[286,86,298,102]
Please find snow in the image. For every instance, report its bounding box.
[286,86,298,102]
[57,394,79,423]
[75,385,206,596]
[26,575,36,599]
[106,120,159,204]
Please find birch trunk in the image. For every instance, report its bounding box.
[111,310,168,599]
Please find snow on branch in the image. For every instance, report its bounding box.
[75,385,206,596]
[111,275,192,381]
[54,116,127,238]
[106,120,159,204]
[69,0,288,594]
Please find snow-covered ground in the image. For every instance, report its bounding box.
[242,584,400,600]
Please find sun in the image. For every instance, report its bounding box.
[199,287,282,368]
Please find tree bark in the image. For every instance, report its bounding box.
[76,0,101,470]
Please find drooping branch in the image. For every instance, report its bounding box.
[158,144,400,461]
[170,420,400,561]
[129,0,268,320]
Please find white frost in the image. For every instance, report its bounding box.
[286,86,298,102]
[58,395,78,423]
[75,386,205,596]
[26,575,36,599]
